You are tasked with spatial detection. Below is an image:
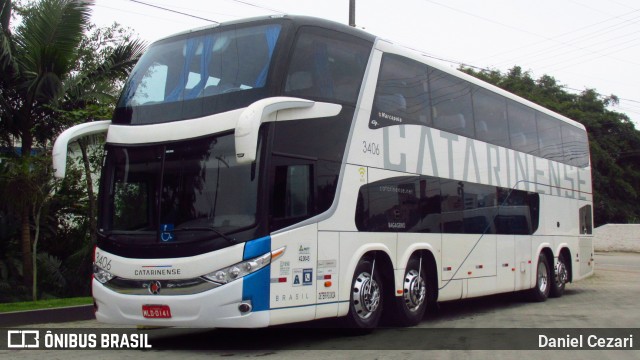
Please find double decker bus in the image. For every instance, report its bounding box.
[53,15,594,329]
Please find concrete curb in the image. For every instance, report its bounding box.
[0,304,94,327]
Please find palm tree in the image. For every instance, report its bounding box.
[0,0,145,295]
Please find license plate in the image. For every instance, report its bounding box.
[142,304,172,319]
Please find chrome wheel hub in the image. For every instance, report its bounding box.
[403,269,426,311]
[352,272,381,319]
[538,261,548,293]
[555,260,568,285]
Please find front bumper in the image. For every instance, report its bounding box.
[93,277,269,328]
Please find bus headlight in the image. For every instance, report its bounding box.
[203,246,286,285]
[93,263,114,284]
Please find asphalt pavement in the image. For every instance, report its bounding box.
[1,252,639,359]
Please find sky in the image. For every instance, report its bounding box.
[91,0,640,126]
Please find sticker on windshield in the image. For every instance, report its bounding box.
[160,224,174,242]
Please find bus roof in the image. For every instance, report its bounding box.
[153,15,375,44]
[152,15,583,131]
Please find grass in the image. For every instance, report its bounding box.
[0,297,93,313]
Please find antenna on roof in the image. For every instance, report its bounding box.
[349,0,356,27]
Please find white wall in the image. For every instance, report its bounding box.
[594,224,640,252]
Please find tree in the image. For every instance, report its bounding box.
[0,0,144,296]
[0,154,54,298]
[0,0,92,289]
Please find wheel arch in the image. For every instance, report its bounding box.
[338,245,395,316]
[397,243,439,276]
[539,247,555,268]
[534,242,554,260]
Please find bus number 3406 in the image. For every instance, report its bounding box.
[363,141,380,155]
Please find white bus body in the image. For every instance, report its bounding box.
[53,16,594,329]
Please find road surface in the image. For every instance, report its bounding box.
[2,253,639,359]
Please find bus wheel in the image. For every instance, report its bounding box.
[393,256,427,326]
[529,253,551,302]
[550,253,569,298]
[346,258,383,329]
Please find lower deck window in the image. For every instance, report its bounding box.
[356,175,540,235]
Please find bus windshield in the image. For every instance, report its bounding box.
[99,133,258,243]
[114,23,282,124]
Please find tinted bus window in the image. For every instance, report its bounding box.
[507,100,539,155]
[430,68,474,138]
[462,182,498,234]
[440,179,464,233]
[115,24,282,124]
[284,27,371,105]
[355,176,420,232]
[562,124,589,167]
[417,177,442,233]
[579,205,593,234]
[473,87,510,147]
[370,54,431,128]
[537,113,564,162]
[356,176,539,235]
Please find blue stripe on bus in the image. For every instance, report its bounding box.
[242,236,272,311]
[242,265,270,311]
[243,236,271,260]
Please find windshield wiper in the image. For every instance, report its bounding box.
[173,226,237,244]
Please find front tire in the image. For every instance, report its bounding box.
[550,253,569,298]
[529,253,551,302]
[345,258,383,329]
[392,257,428,326]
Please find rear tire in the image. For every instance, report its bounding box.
[345,258,383,329]
[550,253,568,298]
[392,257,428,326]
[529,253,551,302]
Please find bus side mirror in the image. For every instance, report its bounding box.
[52,120,111,179]
[235,97,314,165]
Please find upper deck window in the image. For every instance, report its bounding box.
[473,87,509,148]
[370,54,431,128]
[430,68,475,139]
[114,24,282,124]
[284,27,371,105]
[369,53,590,168]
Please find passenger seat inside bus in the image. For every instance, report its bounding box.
[511,132,527,149]
[201,83,239,97]
[476,120,489,138]
[286,71,313,92]
[434,113,466,133]
[376,93,407,115]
